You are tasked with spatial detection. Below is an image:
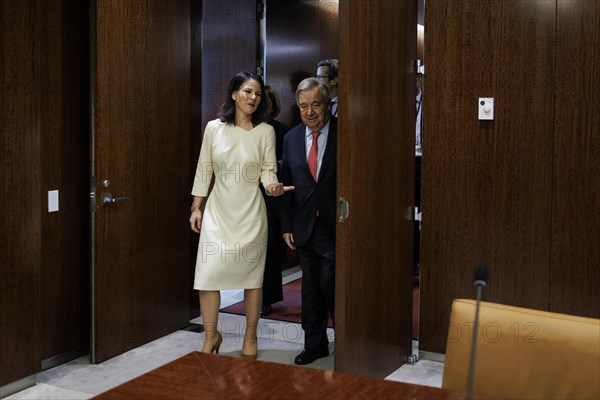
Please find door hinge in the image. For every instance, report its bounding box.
[90,175,97,211]
[406,354,419,365]
[338,197,349,223]
[416,59,425,75]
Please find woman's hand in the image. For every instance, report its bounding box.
[266,183,295,197]
[189,210,202,233]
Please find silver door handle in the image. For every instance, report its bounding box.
[338,197,349,223]
[102,193,129,206]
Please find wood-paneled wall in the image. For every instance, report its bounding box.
[421,0,600,354]
[189,0,203,318]
[0,0,44,385]
[550,0,600,317]
[265,0,338,128]
[1,0,89,387]
[199,1,258,135]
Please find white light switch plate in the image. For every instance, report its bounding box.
[48,190,59,212]
[478,98,494,120]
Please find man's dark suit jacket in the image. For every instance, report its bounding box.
[280,117,337,247]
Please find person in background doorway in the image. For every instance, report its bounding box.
[189,71,293,360]
[316,59,339,117]
[416,72,423,155]
[414,72,423,280]
[280,77,337,365]
[260,85,290,316]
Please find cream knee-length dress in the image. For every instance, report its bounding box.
[192,119,279,290]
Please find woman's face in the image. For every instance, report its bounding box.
[232,79,262,117]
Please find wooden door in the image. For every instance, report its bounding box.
[91,0,191,363]
[335,0,416,377]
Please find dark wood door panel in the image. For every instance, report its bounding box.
[550,0,600,318]
[335,0,415,377]
[92,0,191,363]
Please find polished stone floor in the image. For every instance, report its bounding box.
[4,269,443,399]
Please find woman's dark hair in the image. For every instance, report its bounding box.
[317,59,339,79]
[264,85,282,119]
[218,71,269,126]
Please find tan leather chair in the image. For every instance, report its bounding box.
[442,299,600,400]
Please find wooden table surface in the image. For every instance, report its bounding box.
[93,351,481,399]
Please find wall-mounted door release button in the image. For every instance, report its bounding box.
[478,98,494,120]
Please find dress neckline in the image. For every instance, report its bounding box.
[234,122,261,132]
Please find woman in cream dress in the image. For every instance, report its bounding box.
[189,72,293,359]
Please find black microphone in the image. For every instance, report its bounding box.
[466,265,488,400]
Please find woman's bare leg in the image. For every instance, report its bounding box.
[242,287,262,358]
[199,290,222,353]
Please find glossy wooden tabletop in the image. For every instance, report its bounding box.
[92,351,482,399]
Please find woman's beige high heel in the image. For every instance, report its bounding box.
[241,337,257,360]
[202,331,223,354]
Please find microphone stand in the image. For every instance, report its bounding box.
[466,266,488,400]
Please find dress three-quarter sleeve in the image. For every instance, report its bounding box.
[260,125,279,188]
[191,120,217,197]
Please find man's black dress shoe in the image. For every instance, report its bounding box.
[260,304,272,316]
[294,348,329,365]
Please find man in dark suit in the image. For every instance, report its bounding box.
[280,77,336,365]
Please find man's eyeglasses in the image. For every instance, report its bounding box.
[299,102,324,113]
[316,75,330,81]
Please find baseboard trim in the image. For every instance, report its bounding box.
[0,376,36,399]
[419,350,445,363]
[41,346,88,371]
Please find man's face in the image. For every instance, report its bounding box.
[316,66,337,88]
[298,86,329,131]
